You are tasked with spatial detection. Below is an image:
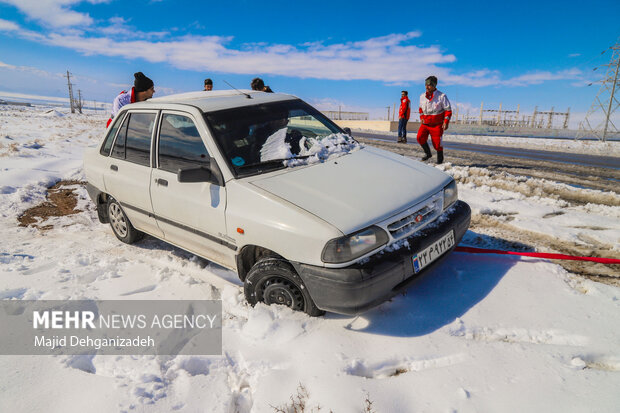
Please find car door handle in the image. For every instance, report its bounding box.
[110,164,118,171]
[156,178,168,187]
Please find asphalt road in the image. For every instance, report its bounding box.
[352,133,620,193]
[353,131,620,171]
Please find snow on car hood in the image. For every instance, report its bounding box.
[260,131,362,166]
[250,146,452,234]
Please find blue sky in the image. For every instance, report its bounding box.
[0,0,618,124]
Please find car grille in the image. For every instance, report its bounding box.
[386,195,442,240]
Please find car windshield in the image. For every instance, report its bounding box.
[204,99,360,177]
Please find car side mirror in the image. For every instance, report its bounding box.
[178,166,212,183]
[177,158,225,186]
[343,127,352,136]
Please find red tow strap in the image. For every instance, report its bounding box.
[454,246,620,265]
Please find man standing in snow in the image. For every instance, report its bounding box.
[397,90,411,143]
[106,72,155,127]
[416,76,452,164]
[204,78,213,91]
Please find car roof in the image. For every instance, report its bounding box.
[128,90,298,113]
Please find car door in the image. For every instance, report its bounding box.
[103,110,163,238]
[150,111,234,268]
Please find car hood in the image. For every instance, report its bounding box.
[249,146,451,234]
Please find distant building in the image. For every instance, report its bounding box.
[322,110,369,120]
[0,99,32,107]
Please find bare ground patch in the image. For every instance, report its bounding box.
[18,180,85,230]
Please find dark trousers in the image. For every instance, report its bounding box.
[398,118,408,137]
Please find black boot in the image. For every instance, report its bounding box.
[437,150,444,164]
[421,142,432,161]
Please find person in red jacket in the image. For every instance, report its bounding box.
[417,75,452,164]
[397,90,411,143]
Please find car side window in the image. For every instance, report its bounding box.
[100,115,123,156]
[125,113,156,166]
[111,114,129,159]
[158,114,210,173]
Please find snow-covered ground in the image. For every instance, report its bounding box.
[1,105,619,412]
[445,134,620,157]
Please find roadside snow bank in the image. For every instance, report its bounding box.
[445,134,620,157]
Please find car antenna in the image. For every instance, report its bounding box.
[223,80,252,99]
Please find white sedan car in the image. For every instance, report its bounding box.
[84,90,471,316]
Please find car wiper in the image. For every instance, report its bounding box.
[235,158,288,171]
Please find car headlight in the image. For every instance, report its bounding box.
[322,226,389,264]
[443,180,458,210]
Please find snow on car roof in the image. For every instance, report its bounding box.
[136,89,297,113]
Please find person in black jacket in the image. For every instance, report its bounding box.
[251,77,273,93]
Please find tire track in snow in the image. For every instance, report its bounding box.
[570,355,620,372]
[344,354,468,379]
[449,324,590,347]
[468,215,620,286]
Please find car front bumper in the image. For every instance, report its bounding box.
[292,200,471,315]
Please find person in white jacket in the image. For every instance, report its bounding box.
[106,72,155,127]
[416,76,452,164]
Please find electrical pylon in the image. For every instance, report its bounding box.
[577,40,620,141]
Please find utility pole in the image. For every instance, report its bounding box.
[547,107,554,129]
[577,39,620,141]
[516,104,520,127]
[77,90,83,114]
[64,70,75,113]
[386,106,390,121]
[497,102,502,125]
[564,108,570,129]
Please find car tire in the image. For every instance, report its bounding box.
[107,197,144,244]
[244,259,324,317]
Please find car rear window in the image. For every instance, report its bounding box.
[111,112,156,166]
[100,114,124,156]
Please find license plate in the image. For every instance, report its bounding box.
[412,230,455,273]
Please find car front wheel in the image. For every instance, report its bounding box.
[244,259,324,316]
